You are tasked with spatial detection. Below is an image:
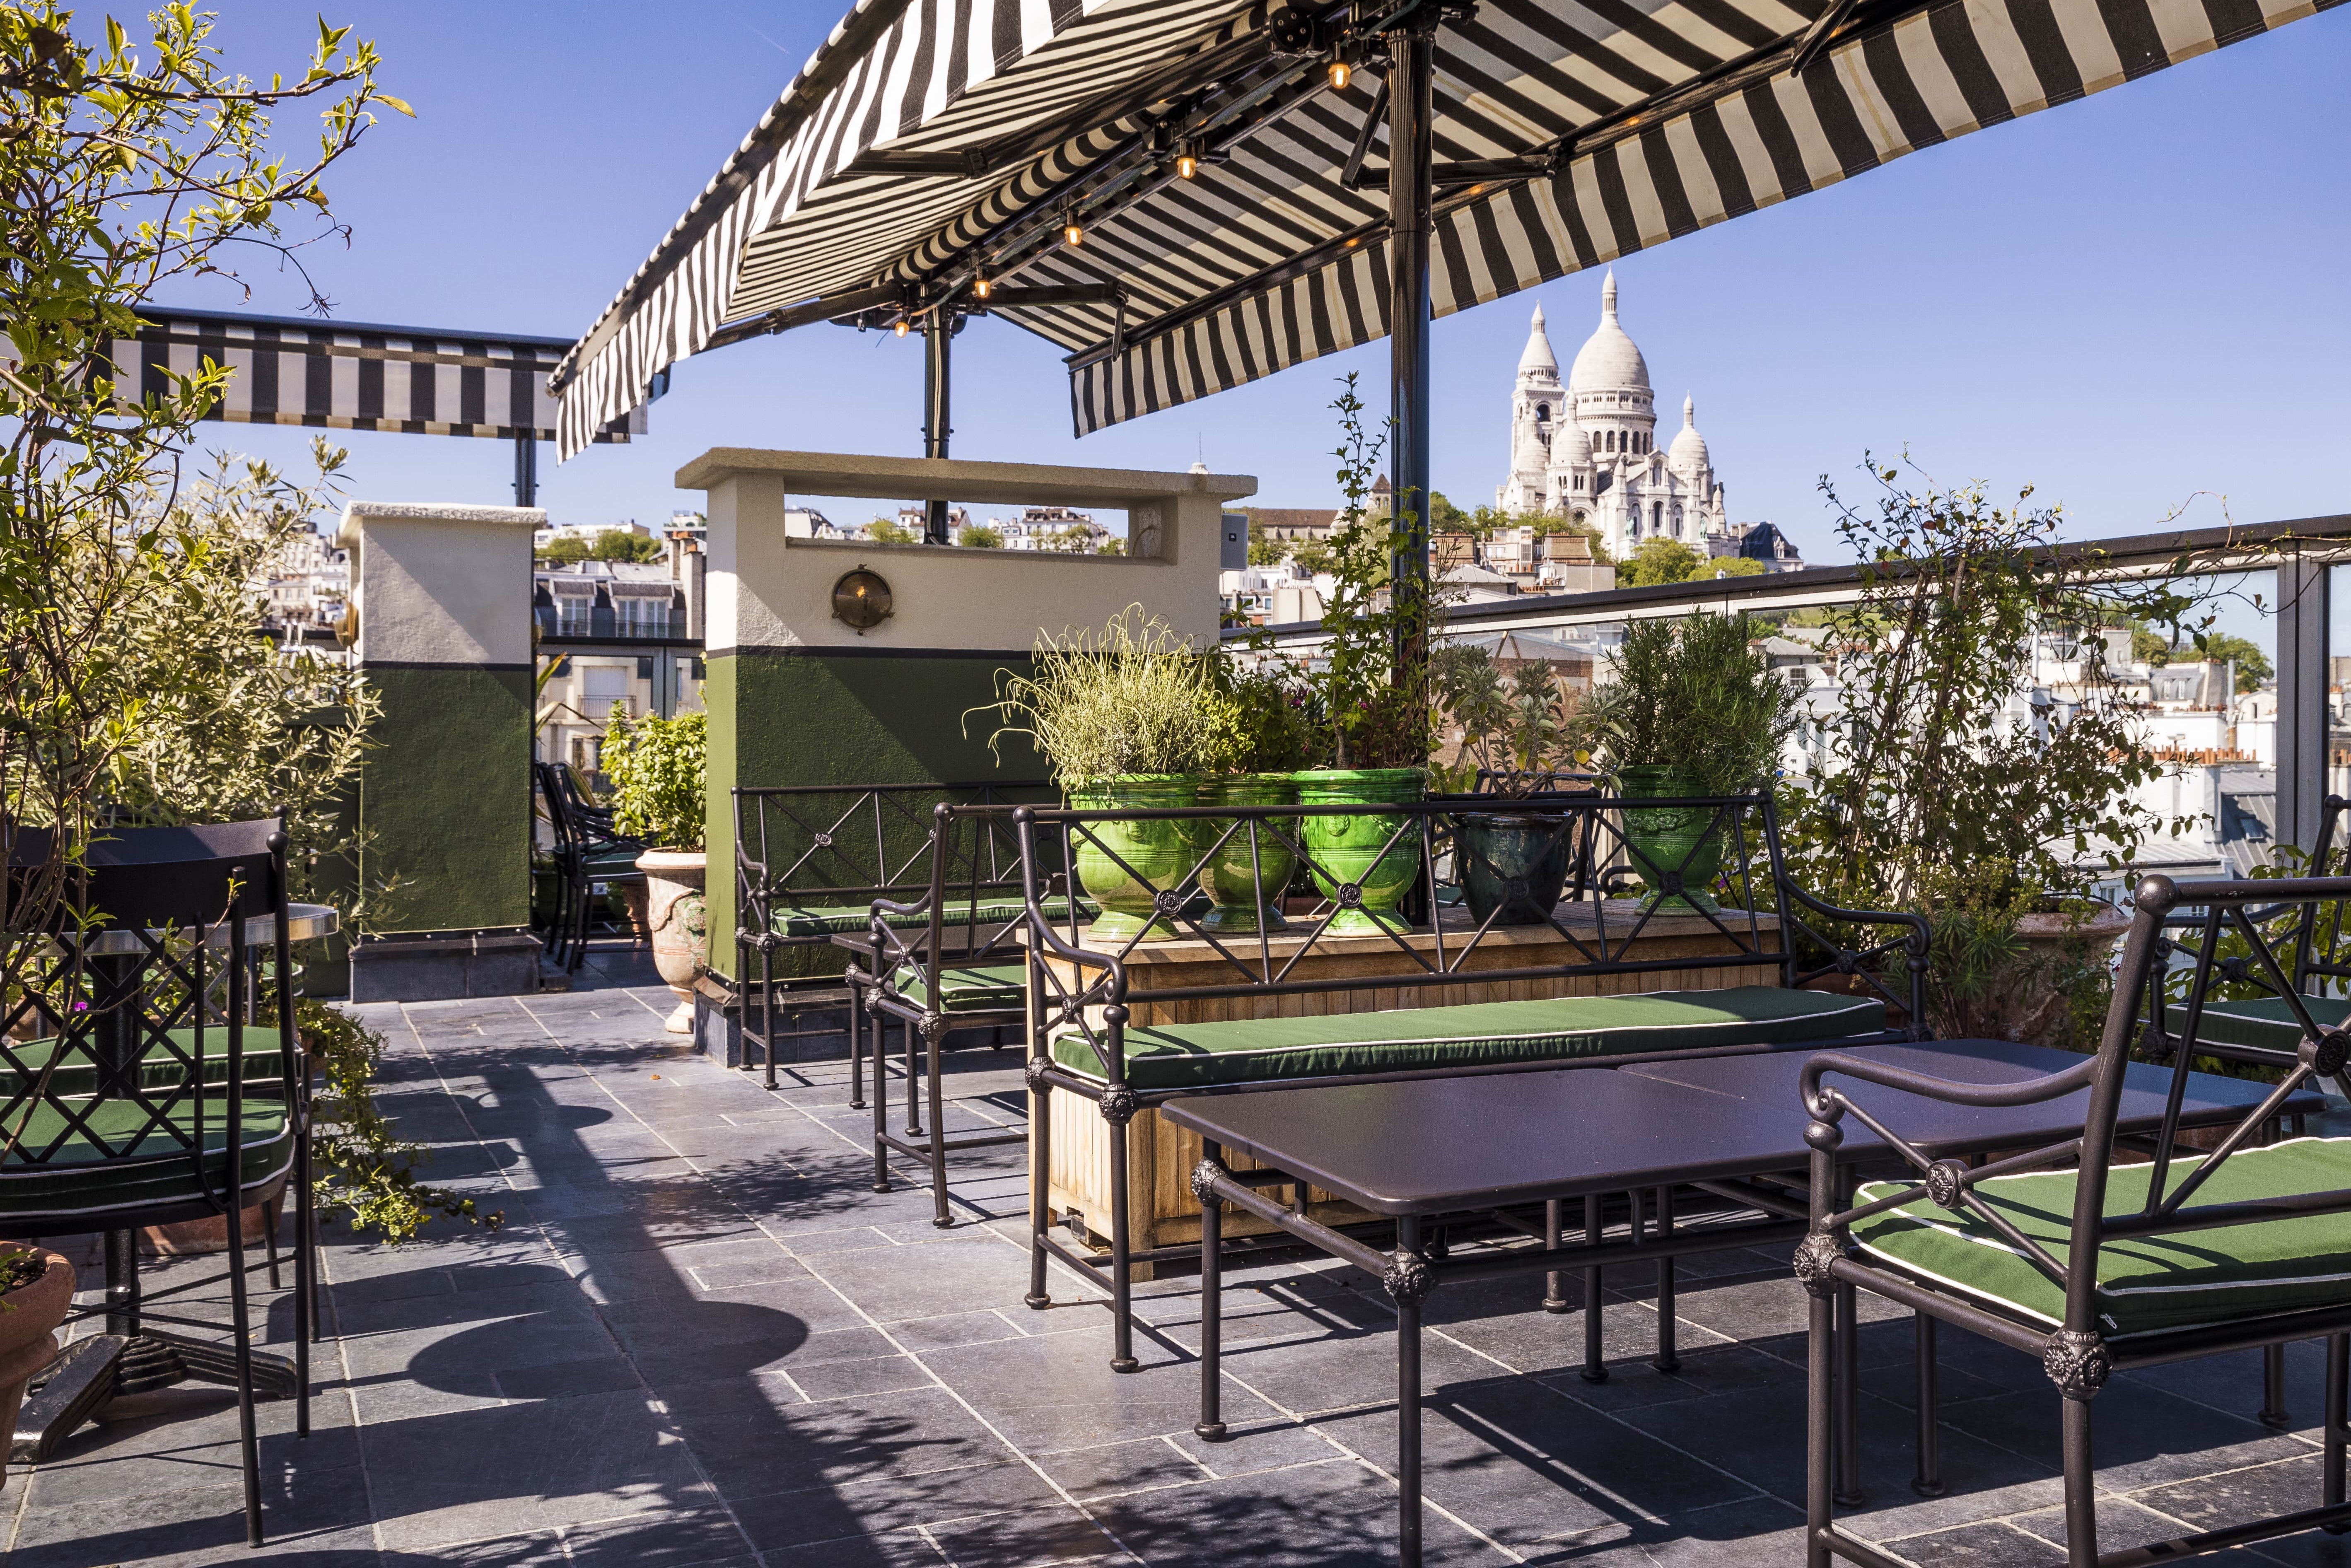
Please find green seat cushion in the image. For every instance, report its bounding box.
[1052,985,1887,1092]
[768,895,1092,939]
[1852,1137,2351,1338]
[579,850,645,876]
[0,1030,290,1099]
[892,963,1026,1015]
[0,1096,294,1222]
[2170,994,2351,1056]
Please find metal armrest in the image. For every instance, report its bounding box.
[1801,1047,2097,1121]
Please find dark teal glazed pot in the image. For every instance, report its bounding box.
[1455,811,1574,926]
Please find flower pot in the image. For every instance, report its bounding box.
[1198,775,1299,935]
[1296,769,1427,936]
[140,1203,273,1257]
[1069,776,1201,942]
[1938,900,2134,1047]
[0,1250,75,1485]
[637,849,709,1035]
[1456,811,1574,927]
[1615,765,1725,915]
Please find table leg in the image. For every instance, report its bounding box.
[1398,1213,1424,1568]
[1582,1194,1607,1382]
[2324,1333,2347,1533]
[1653,1186,1679,1373]
[1912,1310,1943,1496]
[1195,1141,1227,1442]
[104,1228,140,1337]
[2261,1343,2289,1429]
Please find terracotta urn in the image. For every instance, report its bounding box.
[0,1250,75,1483]
[637,849,709,1035]
[140,1202,273,1257]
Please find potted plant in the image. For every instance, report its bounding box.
[1289,376,1436,934]
[1430,643,1587,926]
[602,709,709,1032]
[0,1247,75,1479]
[1584,613,1802,914]
[1778,460,2233,1045]
[1196,658,1318,933]
[974,606,1219,941]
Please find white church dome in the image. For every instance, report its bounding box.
[1567,270,1649,393]
[1552,419,1590,465]
[1518,302,1557,376]
[1667,395,1709,468]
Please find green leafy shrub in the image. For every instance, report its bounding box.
[601,710,707,849]
[1583,613,1802,794]
[298,999,501,1242]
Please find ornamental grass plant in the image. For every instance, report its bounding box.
[973,604,1222,789]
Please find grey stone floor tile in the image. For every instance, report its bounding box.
[1085,1458,1513,1565]
[920,1503,1127,1567]
[889,1309,1033,1352]
[1029,1435,1212,1500]
[358,1389,713,1549]
[789,1353,939,1403]
[727,1459,1066,1552]
[1936,1377,2313,1494]
[667,1383,1016,1500]
[917,1327,1284,1453]
[807,1235,1049,1324]
[1315,1375,1766,1546]
[2130,1452,2351,1568]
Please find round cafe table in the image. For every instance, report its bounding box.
[10,904,338,1464]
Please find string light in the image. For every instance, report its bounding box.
[974,275,992,299]
[1064,218,1084,246]
[893,317,909,337]
[1176,143,1200,180]
[1328,57,1351,91]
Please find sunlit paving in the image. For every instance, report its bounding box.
[3,1,2349,1566]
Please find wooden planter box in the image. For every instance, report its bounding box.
[1031,901,1784,1271]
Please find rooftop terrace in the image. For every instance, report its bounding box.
[19,966,2348,1568]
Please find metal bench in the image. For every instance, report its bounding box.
[1012,785,1932,1371]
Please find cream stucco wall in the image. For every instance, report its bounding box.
[336,501,545,666]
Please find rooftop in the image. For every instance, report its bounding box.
[27,976,2347,1566]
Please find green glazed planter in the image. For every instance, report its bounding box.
[1197,774,1299,935]
[1069,775,1201,942]
[1296,768,1427,936]
[1615,764,1724,914]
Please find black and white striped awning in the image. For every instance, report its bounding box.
[113,306,644,444]
[549,0,2338,456]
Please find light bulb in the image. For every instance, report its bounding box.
[893,318,909,337]
[1176,151,1198,180]
[1328,58,1351,91]
[1064,221,1083,246]
[975,276,992,299]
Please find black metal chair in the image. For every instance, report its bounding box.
[855,803,1089,1226]
[1800,872,2351,1568]
[0,819,314,1547]
[535,761,646,973]
[2143,793,2351,1102]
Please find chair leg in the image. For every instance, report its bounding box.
[1834,1279,1863,1505]
[925,1022,953,1229]
[1912,1310,1943,1496]
[903,1014,922,1137]
[846,965,866,1110]
[871,1020,892,1194]
[2060,1394,2099,1568]
[2325,1333,2348,1533]
[227,1198,264,1546]
[1541,1198,1570,1314]
[758,947,778,1093]
[263,1197,282,1292]
[1807,1254,1836,1568]
[1108,1106,1138,1373]
[1025,1069,1053,1310]
[294,1137,315,1436]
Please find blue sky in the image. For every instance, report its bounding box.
[177,3,2350,567]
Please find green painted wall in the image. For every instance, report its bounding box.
[707,649,1044,981]
[358,665,533,935]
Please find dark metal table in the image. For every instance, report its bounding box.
[1167,1040,2326,1567]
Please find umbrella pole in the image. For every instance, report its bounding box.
[924,312,953,543]
[1388,14,1436,685]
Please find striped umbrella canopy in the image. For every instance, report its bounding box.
[548,0,2334,459]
